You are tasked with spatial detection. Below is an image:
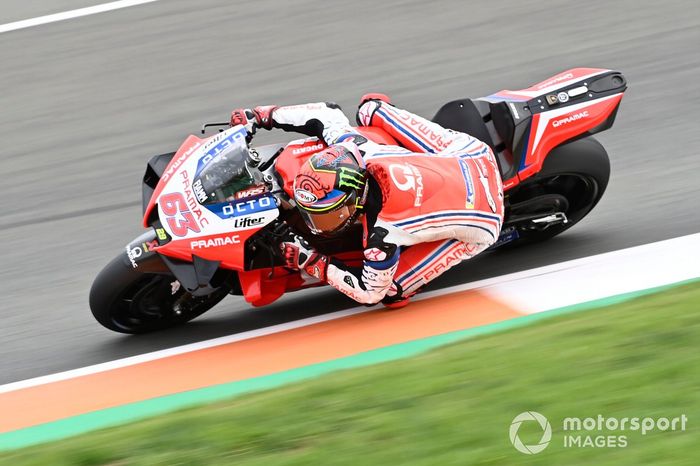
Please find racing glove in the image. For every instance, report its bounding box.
[230,106,277,136]
[280,234,328,280]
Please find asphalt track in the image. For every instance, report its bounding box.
[1,0,699,385]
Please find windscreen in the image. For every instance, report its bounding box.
[192,134,256,205]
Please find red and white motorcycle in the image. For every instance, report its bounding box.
[90,68,627,333]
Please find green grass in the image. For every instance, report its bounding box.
[3,283,700,466]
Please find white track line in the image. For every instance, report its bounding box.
[481,233,700,313]
[0,232,698,395]
[0,306,379,395]
[0,0,160,34]
[416,232,700,309]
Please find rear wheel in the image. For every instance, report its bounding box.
[89,254,230,334]
[503,137,610,245]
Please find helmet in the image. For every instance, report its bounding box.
[293,141,368,236]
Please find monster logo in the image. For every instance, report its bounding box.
[337,167,365,190]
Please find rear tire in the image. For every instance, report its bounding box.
[504,136,610,246]
[89,254,229,334]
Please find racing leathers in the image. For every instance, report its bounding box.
[259,100,504,305]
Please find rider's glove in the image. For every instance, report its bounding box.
[251,105,276,130]
[280,234,328,280]
[230,106,277,135]
[230,108,258,139]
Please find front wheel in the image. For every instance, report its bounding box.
[89,254,230,334]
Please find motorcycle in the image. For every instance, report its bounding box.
[90,67,627,333]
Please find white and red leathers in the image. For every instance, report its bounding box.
[269,101,504,304]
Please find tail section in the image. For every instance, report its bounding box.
[484,68,627,184]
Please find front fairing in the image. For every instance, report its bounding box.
[143,126,280,270]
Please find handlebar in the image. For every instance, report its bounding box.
[200,122,230,134]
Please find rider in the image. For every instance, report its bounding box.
[230,97,504,307]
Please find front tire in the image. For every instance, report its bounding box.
[89,254,229,334]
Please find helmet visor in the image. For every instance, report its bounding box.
[299,203,358,236]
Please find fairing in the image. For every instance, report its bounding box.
[141,125,280,271]
[482,68,626,186]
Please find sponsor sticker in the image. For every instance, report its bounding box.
[422,243,467,282]
[552,110,589,128]
[292,143,324,155]
[160,190,205,237]
[536,72,575,90]
[195,127,248,175]
[206,194,277,220]
[492,227,519,248]
[124,239,159,268]
[125,244,140,268]
[388,163,424,207]
[193,179,207,203]
[294,189,318,205]
[232,216,265,229]
[190,234,241,249]
[142,239,159,252]
[161,142,201,183]
[235,186,267,199]
[337,167,365,190]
